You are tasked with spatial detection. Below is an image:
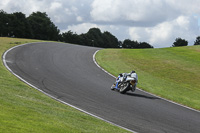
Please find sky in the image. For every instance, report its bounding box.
[1,0,200,48]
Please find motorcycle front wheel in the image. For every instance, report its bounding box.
[119,82,129,94]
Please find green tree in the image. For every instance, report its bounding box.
[0,10,33,38]
[11,12,33,38]
[131,40,139,48]
[172,38,188,47]
[79,33,92,46]
[102,31,119,48]
[139,42,153,48]
[82,28,120,48]
[86,28,104,47]
[194,36,200,45]
[122,39,153,49]
[0,10,9,36]
[61,30,81,44]
[123,39,132,48]
[27,11,60,40]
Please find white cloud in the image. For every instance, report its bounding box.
[176,16,190,30]
[49,2,62,11]
[167,0,200,14]
[129,21,175,47]
[90,0,179,26]
[64,8,73,15]
[129,15,199,48]
[76,16,83,22]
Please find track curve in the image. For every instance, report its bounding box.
[4,42,200,133]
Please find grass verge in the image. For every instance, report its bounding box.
[95,46,200,110]
[0,37,130,133]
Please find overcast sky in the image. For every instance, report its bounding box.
[1,0,200,48]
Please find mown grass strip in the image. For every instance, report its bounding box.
[95,46,200,110]
[0,37,130,133]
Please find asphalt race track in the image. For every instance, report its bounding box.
[4,42,200,133]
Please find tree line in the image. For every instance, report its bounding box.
[0,10,60,41]
[172,37,200,47]
[1,10,200,48]
[0,10,154,48]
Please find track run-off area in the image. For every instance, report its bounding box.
[3,42,200,133]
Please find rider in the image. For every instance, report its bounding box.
[128,71,138,81]
[111,70,138,90]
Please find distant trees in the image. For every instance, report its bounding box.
[122,39,153,49]
[60,28,154,48]
[60,28,119,48]
[11,12,33,38]
[61,30,81,44]
[0,10,9,37]
[27,12,60,41]
[194,36,200,45]
[172,38,188,47]
[0,10,154,48]
[81,28,119,48]
[2,10,200,48]
[102,31,119,48]
[0,10,59,41]
[172,36,200,47]
[0,10,32,37]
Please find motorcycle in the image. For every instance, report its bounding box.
[111,72,138,94]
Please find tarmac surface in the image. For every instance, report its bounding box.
[4,42,200,133]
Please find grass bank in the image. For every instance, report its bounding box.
[95,46,200,110]
[0,37,129,133]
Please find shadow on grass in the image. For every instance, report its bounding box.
[125,92,160,100]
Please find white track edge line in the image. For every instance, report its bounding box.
[93,50,200,113]
[2,43,136,133]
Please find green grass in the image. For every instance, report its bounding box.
[96,46,200,110]
[0,37,130,133]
